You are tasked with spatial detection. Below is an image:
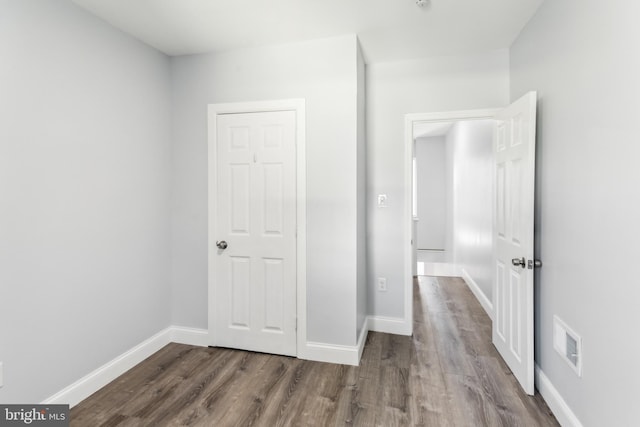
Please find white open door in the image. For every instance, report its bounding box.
[212,110,297,357]
[493,91,537,395]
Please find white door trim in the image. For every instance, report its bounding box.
[208,99,306,357]
[403,108,500,336]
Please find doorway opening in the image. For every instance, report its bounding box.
[412,117,495,315]
[405,92,538,395]
[403,109,498,337]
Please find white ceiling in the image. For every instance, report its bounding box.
[71,0,543,63]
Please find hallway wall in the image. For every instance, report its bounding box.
[449,120,494,301]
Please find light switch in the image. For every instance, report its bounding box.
[377,194,388,207]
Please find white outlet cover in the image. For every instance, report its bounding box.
[377,194,388,207]
[0,361,3,388]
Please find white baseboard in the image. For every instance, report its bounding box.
[42,327,173,407]
[43,324,372,408]
[170,326,209,347]
[422,262,460,277]
[461,269,494,320]
[42,326,209,408]
[535,365,584,427]
[367,315,412,336]
[290,321,369,367]
[302,341,361,366]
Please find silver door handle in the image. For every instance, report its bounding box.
[216,240,228,250]
[528,259,542,269]
[512,257,526,268]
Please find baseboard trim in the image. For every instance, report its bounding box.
[294,322,368,367]
[421,262,460,277]
[302,341,361,366]
[461,269,494,320]
[43,324,370,408]
[42,327,173,407]
[367,315,412,336]
[170,326,209,347]
[535,365,584,427]
[42,326,210,408]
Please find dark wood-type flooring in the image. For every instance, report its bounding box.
[71,276,559,426]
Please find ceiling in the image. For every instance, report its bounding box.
[71,0,543,63]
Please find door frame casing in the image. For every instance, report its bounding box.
[208,99,306,357]
[403,108,500,335]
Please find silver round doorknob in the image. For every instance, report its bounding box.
[216,240,228,250]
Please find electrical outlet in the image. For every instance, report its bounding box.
[0,361,3,388]
[377,194,388,208]
[378,277,387,291]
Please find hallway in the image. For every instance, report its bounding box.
[410,276,557,425]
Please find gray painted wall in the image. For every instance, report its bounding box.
[366,51,509,318]
[511,1,640,424]
[0,0,172,403]
[415,136,447,251]
[170,35,362,346]
[449,120,494,300]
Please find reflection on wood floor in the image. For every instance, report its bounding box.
[71,276,558,426]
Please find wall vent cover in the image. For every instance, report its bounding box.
[553,315,582,376]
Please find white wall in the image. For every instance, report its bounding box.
[449,121,494,300]
[366,51,509,319]
[170,35,362,346]
[0,0,172,403]
[415,136,447,250]
[511,1,640,425]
